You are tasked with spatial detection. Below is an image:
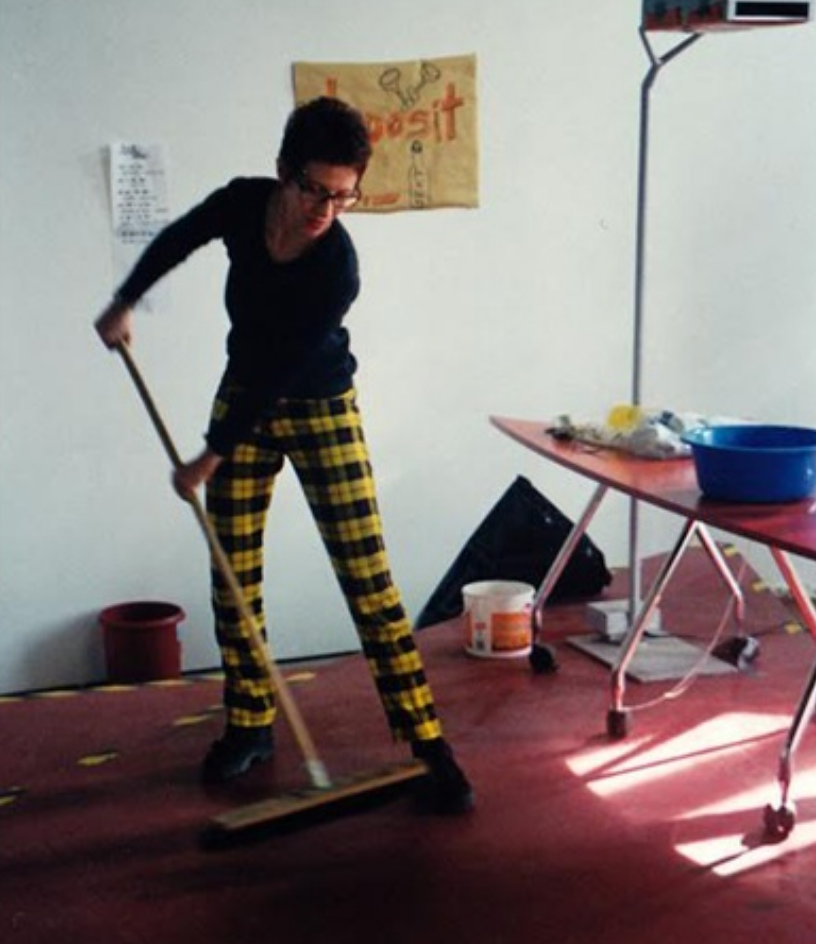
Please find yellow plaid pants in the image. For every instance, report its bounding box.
[205,386,442,744]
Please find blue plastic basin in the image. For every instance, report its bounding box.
[681,425,816,503]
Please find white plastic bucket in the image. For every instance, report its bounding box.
[462,580,535,659]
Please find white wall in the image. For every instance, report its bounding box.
[2,0,814,693]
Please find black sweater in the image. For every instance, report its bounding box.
[116,177,360,455]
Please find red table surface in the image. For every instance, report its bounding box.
[490,416,816,562]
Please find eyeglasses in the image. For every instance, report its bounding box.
[294,172,361,211]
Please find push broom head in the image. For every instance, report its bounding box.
[201,761,429,847]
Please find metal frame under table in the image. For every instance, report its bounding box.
[492,415,816,839]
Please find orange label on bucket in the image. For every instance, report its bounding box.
[491,612,531,650]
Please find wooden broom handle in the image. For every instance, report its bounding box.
[115,342,331,789]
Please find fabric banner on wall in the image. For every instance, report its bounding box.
[292,54,478,213]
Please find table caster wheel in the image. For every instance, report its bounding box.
[763,802,796,841]
[529,643,558,674]
[607,709,630,739]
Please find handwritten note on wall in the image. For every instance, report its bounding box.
[109,142,170,306]
[293,54,478,213]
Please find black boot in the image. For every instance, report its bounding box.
[201,724,275,783]
[412,738,474,814]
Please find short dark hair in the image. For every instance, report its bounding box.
[278,97,372,177]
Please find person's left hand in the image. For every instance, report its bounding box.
[95,299,134,349]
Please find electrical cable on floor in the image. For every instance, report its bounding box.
[627,557,749,713]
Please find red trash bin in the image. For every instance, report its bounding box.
[100,601,184,683]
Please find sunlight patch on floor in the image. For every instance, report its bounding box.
[675,816,816,876]
[567,712,788,798]
[674,757,816,876]
[567,709,816,876]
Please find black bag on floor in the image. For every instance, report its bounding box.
[415,475,612,629]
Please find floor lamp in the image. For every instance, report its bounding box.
[627,5,811,633]
[626,26,702,635]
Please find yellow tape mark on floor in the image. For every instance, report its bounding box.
[173,702,222,727]
[173,713,215,727]
[785,621,805,635]
[77,750,119,767]
[0,787,24,807]
[284,672,317,684]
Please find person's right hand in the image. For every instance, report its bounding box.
[172,448,224,501]
[95,298,134,349]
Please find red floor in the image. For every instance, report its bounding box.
[2,549,815,943]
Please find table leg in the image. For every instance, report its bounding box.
[529,483,608,673]
[762,547,816,839]
[695,525,745,625]
[607,518,700,738]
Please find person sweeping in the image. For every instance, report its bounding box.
[95,96,473,814]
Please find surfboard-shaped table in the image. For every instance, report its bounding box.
[491,414,816,839]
